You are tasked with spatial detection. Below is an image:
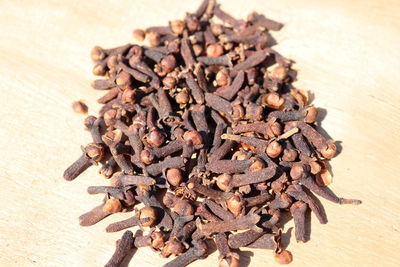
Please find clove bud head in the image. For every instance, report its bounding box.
[140,149,154,165]
[309,160,322,175]
[145,129,166,148]
[320,140,337,159]
[304,106,318,123]
[231,150,248,161]
[173,199,194,216]
[207,43,224,58]
[316,168,333,187]
[216,68,230,86]
[84,143,105,162]
[162,192,176,208]
[166,168,184,187]
[269,65,288,81]
[282,149,298,162]
[115,71,132,87]
[161,55,177,74]
[139,207,158,227]
[226,195,243,216]
[121,88,136,103]
[161,239,185,257]
[90,46,106,61]
[175,89,190,104]
[151,231,165,250]
[163,76,177,89]
[266,141,283,158]
[132,29,145,42]
[290,162,309,180]
[249,158,265,172]
[146,32,161,47]
[169,20,185,35]
[183,130,203,146]
[102,199,122,213]
[274,250,293,265]
[268,121,282,138]
[262,93,284,109]
[216,173,232,192]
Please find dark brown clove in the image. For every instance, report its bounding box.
[182,71,205,104]
[197,54,233,66]
[163,239,207,267]
[146,156,186,176]
[290,201,308,243]
[120,175,156,186]
[221,133,268,150]
[196,208,260,236]
[180,38,196,67]
[205,159,252,174]
[135,194,173,231]
[188,182,232,203]
[247,12,283,31]
[228,229,264,249]
[215,233,240,267]
[104,230,134,267]
[300,175,361,205]
[286,184,327,224]
[228,167,276,189]
[216,70,245,101]
[64,143,104,181]
[244,192,274,206]
[79,203,112,226]
[246,233,278,250]
[208,139,234,162]
[106,215,142,233]
[294,121,337,159]
[230,49,269,77]
[204,199,235,221]
[91,79,117,90]
[205,93,233,117]
[195,204,220,222]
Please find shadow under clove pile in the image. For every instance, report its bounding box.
[304,207,312,242]
[315,107,343,156]
[120,229,145,267]
[237,250,254,267]
[280,227,293,250]
[120,248,138,267]
[303,186,328,224]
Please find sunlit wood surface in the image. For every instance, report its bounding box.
[0,0,399,266]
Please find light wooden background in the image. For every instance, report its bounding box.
[0,0,399,266]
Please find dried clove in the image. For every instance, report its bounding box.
[215,233,240,267]
[196,208,260,236]
[63,2,361,266]
[290,201,308,243]
[163,239,208,267]
[105,230,134,267]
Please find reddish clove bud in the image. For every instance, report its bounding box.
[166,168,184,186]
[72,101,88,114]
[183,130,203,147]
[133,29,146,41]
[274,250,293,265]
[139,207,158,227]
[103,199,123,213]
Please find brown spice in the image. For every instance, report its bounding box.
[63,2,361,266]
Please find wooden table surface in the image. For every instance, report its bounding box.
[1,0,399,266]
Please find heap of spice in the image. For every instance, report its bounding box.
[64,0,361,266]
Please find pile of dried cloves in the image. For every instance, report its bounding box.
[63,0,361,266]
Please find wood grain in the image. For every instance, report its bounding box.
[0,0,399,266]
